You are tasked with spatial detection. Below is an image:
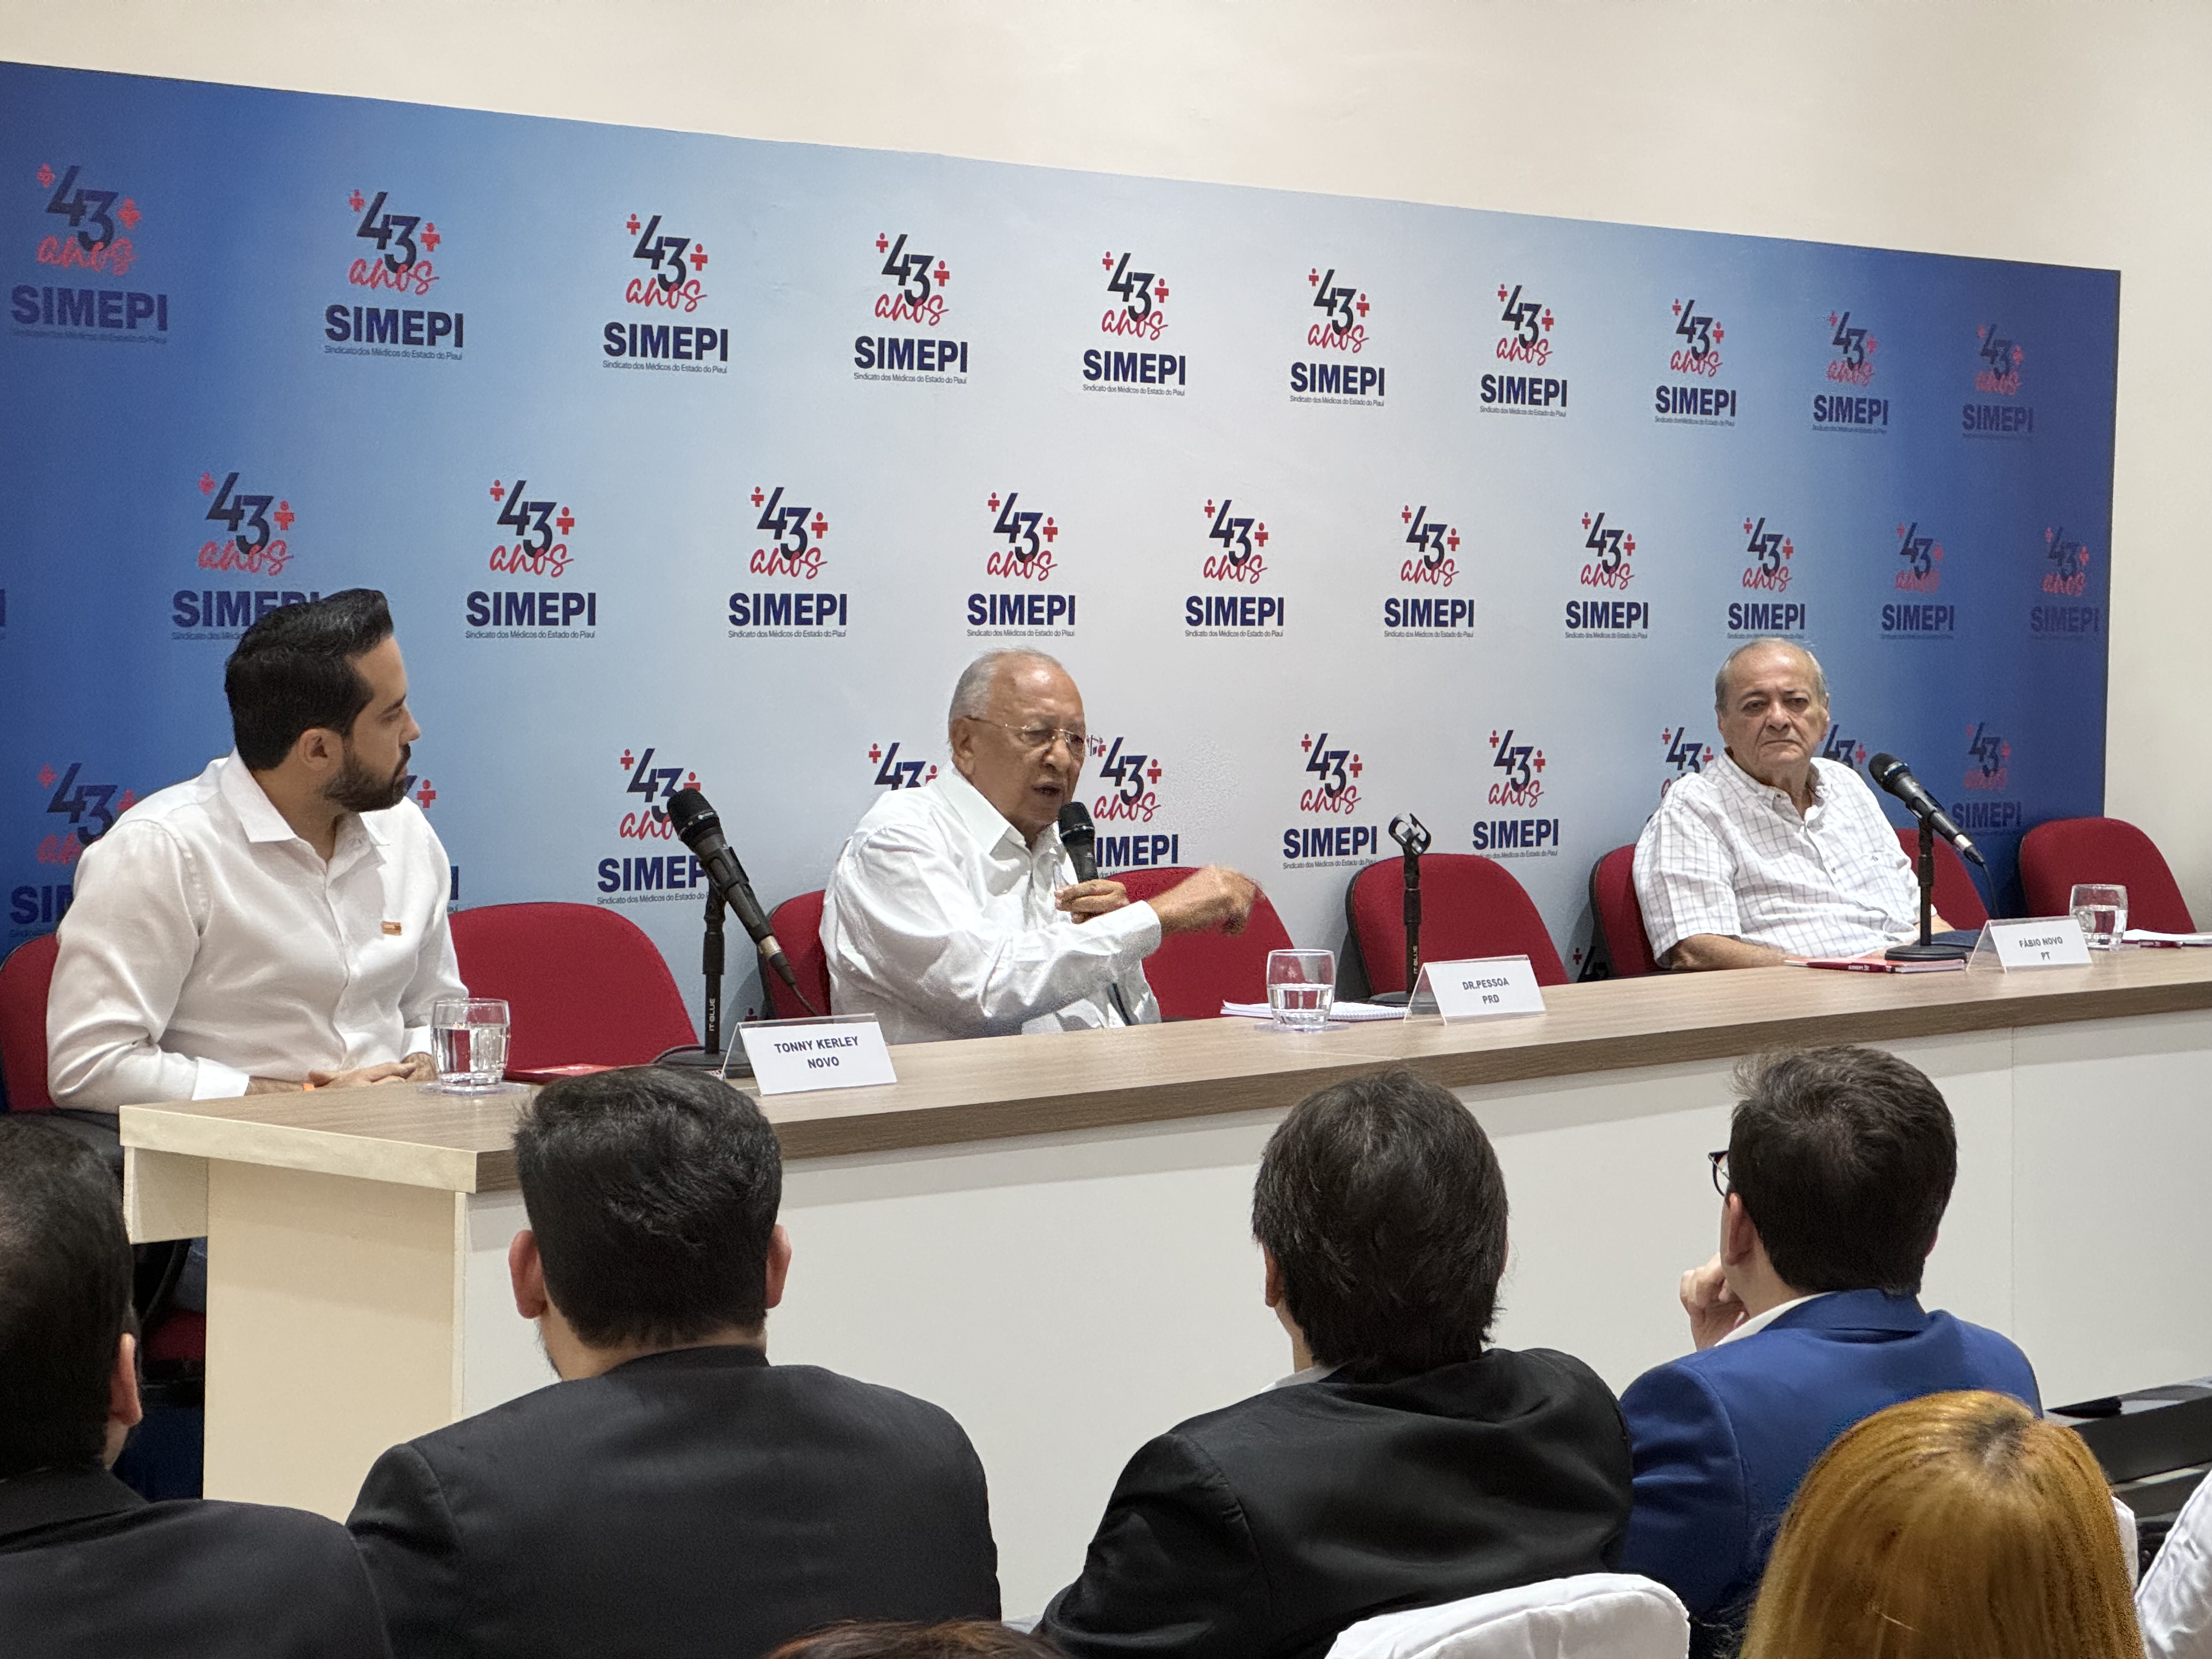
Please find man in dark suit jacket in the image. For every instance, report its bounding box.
[0,1118,390,1658]
[1620,1045,2040,1655]
[1036,1068,1633,1659]
[348,1066,998,1658]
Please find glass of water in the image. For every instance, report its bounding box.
[431,997,512,1091]
[2069,884,2128,950]
[1267,949,1336,1030]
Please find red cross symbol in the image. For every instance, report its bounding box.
[925,765,939,782]
[2011,345,2023,364]
[1867,337,1879,352]
[2001,742,2013,759]
[1090,736,1106,757]
[875,233,889,253]
[1932,544,1944,562]
[415,781,438,806]
[118,789,136,812]
[1672,300,1683,316]
[1447,530,1460,552]
[810,514,828,538]
[1355,294,1369,318]
[1254,524,1269,546]
[117,199,140,230]
[1489,731,1500,746]
[1855,744,1867,764]
[1573,947,1584,964]
[1703,748,1714,763]
[1978,325,1990,340]
[619,750,635,768]
[198,471,216,495]
[273,501,295,532]
[1742,518,1754,534]
[1301,733,1313,752]
[556,507,575,535]
[750,487,764,508]
[1828,312,1839,327]
[37,765,55,788]
[1348,756,1364,778]
[689,244,708,271]
[933,262,950,286]
[1146,761,1163,785]
[1102,252,1115,269]
[1307,268,1320,286]
[1042,518,1058,542]
[1713,325,1725,341]
[1663,729,1674,744]
[627,215,641,235]
[1583,514,1592,528]
[1624,536,1636,553]
[1781,540,1793,560]
[684,772,699,791]
[420,222,439,251]
[1541,309,1553,331]
[490,480,505,500]
[1533,753,1547,772]
[1896,523,1906,538]
[347,189,364,213]
[868,744,882,762]
[1203,500,1215,516]
[1402,505,1413,523]
[1497,285,1509,303]
[1154,281,1169,300]
[988,493,1001,511]
[36,165,54,189]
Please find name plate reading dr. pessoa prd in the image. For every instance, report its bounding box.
[1407,956,1548,1020]
[736,1016,899,1094]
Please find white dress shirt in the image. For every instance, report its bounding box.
[1634,751,1920,961]
[47,752,466,1108]
[2140,1462,2212,1658]
[820,769,1163,1043]
[1716,1291,1833,1346]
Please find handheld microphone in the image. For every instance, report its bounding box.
[1866,753,1986,867]
[665,788,808,998]
[1058,800,1099,883]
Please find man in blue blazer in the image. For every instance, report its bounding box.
[1620,1045,2038,1655]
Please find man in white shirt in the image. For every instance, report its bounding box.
[821,650,1257,1042]
[48,589,465,1109]
[1634,637,1941,969]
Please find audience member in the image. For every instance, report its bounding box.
[348,1066,999,1658]
[0,1118,390,1657]
[1740,1390,2140,1659]
[1037,1067,1633,1659]
[767,1622,1057,1658]
[1619,1045,2038,1654]
[2138,1463,2212,1658]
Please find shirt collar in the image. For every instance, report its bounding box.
[1718,1290,1836,1345]
[215,751,388,857]
[0,1463,144,1542]
[1716,747,1825,812]
[936,768,1047,861]
[1269,1359,1343,1389]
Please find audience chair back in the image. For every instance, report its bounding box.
[0,932,60,1111]
[1588,846,1662,979]
[2019,816,2196,933]
[1327,1572,1689,1659]
[765,890,832,1019]
[1109,866,1295,1019]
[449,902,696,1070]
[1892,826,1991,930]
[1347,854,1568,994]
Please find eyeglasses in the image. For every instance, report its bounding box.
[1708,1149,1731,1197]
[967,720,1087,756]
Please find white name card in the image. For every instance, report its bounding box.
[1412,956,1547,1020]
[1979,916,2092,971]
[737,1017,898,1094]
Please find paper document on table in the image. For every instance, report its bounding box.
[1221,1001,1408,1022]
[2124,929,2212,947]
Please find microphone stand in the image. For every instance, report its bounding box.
[657,888,754,1074]
[1885,818,1969,962]
[1370,814,1430,1006]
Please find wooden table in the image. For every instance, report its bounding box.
[121,951,2212,1612]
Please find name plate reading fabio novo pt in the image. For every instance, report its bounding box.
[1409,956,1548,1020]
[1975,917,2093,972]
[737,1017,899,1095]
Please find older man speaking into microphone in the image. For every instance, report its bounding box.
[821,650,1258,1042]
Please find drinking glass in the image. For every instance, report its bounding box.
[1266,949,1335,1030]
[431,997,512,1091]
[2069,884,2128,950]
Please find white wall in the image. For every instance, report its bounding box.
[10,0,2207,912]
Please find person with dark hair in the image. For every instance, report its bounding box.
[1619,1045,2038,1655]
[347,1066,999,1658]
[766,1622,1057,1659]
[0,1118,391,1656]
[1036,1068,1632,1659]
[48,588,464,1110]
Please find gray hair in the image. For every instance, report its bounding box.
[1714,639,1828,713]
[947,649,1065,729]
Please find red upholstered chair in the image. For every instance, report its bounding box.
[2019,817,2195,933]
[1110,866,1295,1019]
[1588,846,1662,979]
[765,891,831,1019]
[1893,826,1991,930]
[0,932,61,1112]
[1346,855,1568,993]
[449,903,696,1070]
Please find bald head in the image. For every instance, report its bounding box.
[946,651,1088,843]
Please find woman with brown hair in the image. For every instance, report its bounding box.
[766,1623,1057,1659]
[1741,1389,2140,1659]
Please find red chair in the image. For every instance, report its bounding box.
[1346,855,1568,993]
[0,933,61,1112]
[1893,827,1990,930]
[765,891,832,1019]
[1588,847,1662,979]
[450,903,696,1070]
[2020,817,2195,932]
[1110,866,1295,1019]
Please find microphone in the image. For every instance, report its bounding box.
[1058,801,1099,882]
[1866,753,1986,867]
[665,788,807,997]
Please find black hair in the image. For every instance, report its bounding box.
[0,1119,134,1478]
[1728,1046,1957,1296]
[515,1066,783,1349]
[1251,1066,1508,1373]
[224,588,394,770]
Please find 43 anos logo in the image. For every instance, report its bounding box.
[751,486,828,580]
[1487,729,1546,807]
[197,470,296,575]
[345,189,441,296]
[1400,504,1460,588]
[36,762,136,863]
[35,163,141,273]
[2043,524,2093,596]
[1298,730,1363,815]
[624,212,708,310]
[1896,521,1944,592]
[986,491,1060,582]
[1306,267,1369,351]
[1496,284,1554,365]
[488,478,575,578]
[1201,496,1269,584]
[1741,516,1793,591]
[867,740,939,791]
[616,747,699,837]
[1974,323,2024,394]
[1090,736,1164,822]
[1101,251,1169,340]
[1658,725,1713,794]
[1667,297,1724,376]
[1826,309,1877,386]
[1821,724,1868,766]
[1963,723,2012,793]
[874,232,950,326]
[1579,511,1636,590]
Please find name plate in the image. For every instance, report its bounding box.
[1977,916,2092,971]
[737,1017,898,1094]
[1410,956,1547,1020]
